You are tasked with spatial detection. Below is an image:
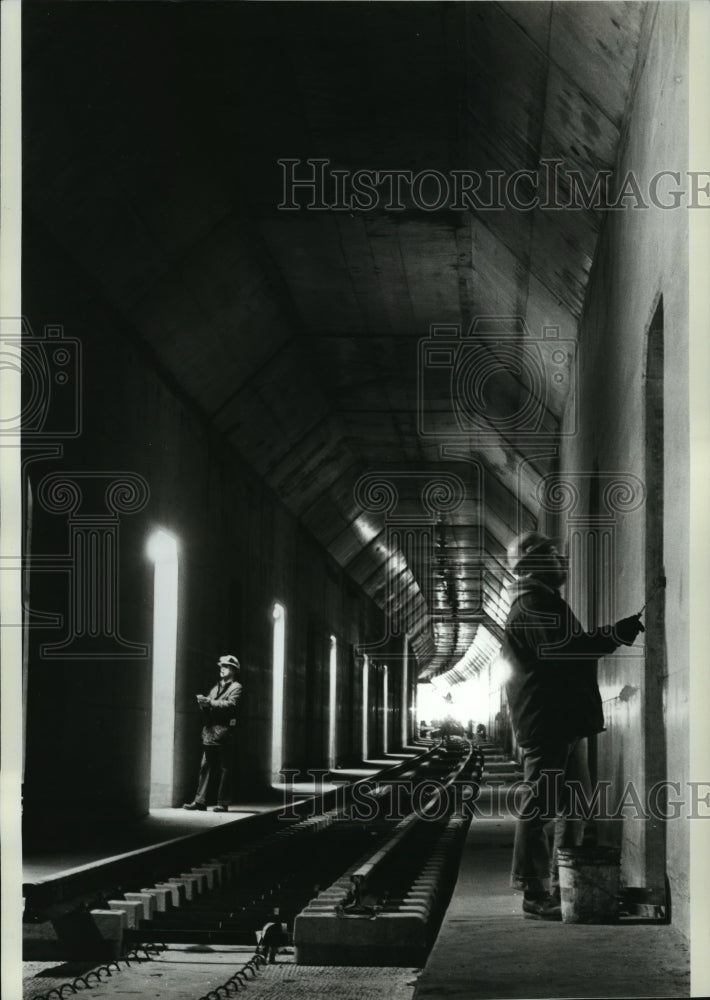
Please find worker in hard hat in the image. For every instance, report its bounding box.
[502,531,644,920]
[183,654,243,813]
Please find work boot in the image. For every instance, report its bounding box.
[183,801,207,811]
[522,892,562,920]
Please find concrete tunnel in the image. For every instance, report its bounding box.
[4,1,708,994]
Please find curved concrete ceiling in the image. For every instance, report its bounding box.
[23,1,645,678]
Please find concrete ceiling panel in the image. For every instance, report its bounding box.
[464,2,550,174]
[261,415,357,515]
[497,1,552,52]
[542,65,621,183]
[550,1,645,131]
[528,207,598,317]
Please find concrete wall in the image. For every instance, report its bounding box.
[559,2,689,936]
[21,217,406,827]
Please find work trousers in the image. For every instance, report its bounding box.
[510,737,592,893]
[194,744,234,807]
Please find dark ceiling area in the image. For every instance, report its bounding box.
[23,2,644,679]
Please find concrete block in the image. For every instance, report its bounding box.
[221,853,245,876]
[124,892,157,919]
[107,899,143,930]
[181,872,205,894]
[90,909,126,957]
[206,861,227,884]
[155,882,182,906]
[191,867,215,890]
[142,886,172,911]
[216,854,238,878]
[169,876,194,900]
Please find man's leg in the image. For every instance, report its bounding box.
[511,741,570,905]
[551,737,592,894]
[215,744,233,808]
[194,748,213,805]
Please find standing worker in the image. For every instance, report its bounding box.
[184,654,243,813]
[502,531,644,919]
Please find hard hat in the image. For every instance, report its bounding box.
[218,654,240,671]
[506,531,559,575]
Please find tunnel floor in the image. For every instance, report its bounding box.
[414,771,690,1000]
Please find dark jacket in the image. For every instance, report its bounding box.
[502,579,620,748]
[200,679,243,746]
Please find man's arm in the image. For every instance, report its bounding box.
[207,682,243,715]
[511,592,642,660]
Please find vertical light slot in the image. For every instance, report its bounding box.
[328,635,337,770]
[271,602,286,784]
[383,664,389,754]
[362,654,369,759]
[401,637,409,746]
[147,529,179,809]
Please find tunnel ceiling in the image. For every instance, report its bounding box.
[23,1,644,678]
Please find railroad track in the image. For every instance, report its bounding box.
[26,740,483,970]
[130,739,482,965]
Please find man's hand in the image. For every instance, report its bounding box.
[614,615,645,646]
[196,694,209,706]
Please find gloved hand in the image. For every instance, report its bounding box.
[614,614,645,646]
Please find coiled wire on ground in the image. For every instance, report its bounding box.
[194,949,267,999]
[30,943,166,1000]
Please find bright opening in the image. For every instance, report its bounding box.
[401,641,409,746]
[147,529,179,808]
[382,663,389,754]
[362,654,369,759]
[328,635,337,769]
[271,602,286,783]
